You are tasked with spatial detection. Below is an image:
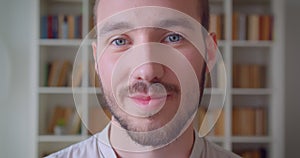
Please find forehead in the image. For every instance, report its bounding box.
[96,0,200,22]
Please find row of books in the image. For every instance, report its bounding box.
[209,13,273,41]
[232,106,267,136]
[46,60,71,87]
[233,64,266,88]
[47,105,267,136]
[47,106,81,135]
[45,60,100,87]
[205,63,226,89]
[232,13,273,41]
[196,108,225,136]
[206,63,266,89]
[47,105,111,135]
[40,15,82,39]
[235,148,267,158]
[196,106,267,136]
[46,62,266,89]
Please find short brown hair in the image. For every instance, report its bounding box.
[93,0,210,30]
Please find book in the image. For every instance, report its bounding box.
[249,64,265,88]
[260,15,273,41]
[40,16,48,39]
[247,14,260,41]
[235,148,267,158]
[238,13,247,41]
[232,12,239,40]
[209,14,223,40]
[89,62,100,87]
[47,15,53,39]
[57,61,71,87]
[75,15,82,38]
[214,110,224,136]
[58,14,65,39]
[205,72,212,88]
[197,107,209,136]
[72,62,83,87]
[47,60,71,87]
[52,15,59,39]
[239,64,251,88]
[232,107,256,136]
[47,61,62,87]
[255,107,267,135]
[67,15,75,39]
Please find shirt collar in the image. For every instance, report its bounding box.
[98,124,203,158]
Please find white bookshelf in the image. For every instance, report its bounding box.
[33,0,284,157]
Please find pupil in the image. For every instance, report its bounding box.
[118,39,124,45]
[170,35,179,42]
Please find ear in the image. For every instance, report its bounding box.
[92,41,98,72]
[205,32,218,73]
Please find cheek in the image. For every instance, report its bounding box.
[181,48,205,82]
[98,53,119,91]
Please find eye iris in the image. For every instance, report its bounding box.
[114,39,126,46]
[168,34,181,42]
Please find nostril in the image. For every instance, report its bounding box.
[151,77,160,83]
[131,63,165,82]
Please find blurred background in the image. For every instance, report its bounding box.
[0,0,299,157]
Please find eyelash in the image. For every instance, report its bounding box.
[162,33,184,44]
[109,32,184,47]
[111,37,130,46]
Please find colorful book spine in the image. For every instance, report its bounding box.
[40,14,82,39]
[231,13,273,41]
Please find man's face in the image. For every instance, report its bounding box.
[94,0,206,147]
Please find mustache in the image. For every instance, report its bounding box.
[127,81,180,95]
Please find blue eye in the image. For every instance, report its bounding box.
[112,38,129,46]
[164,33,183,43]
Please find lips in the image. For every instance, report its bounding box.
[129,94,169,106]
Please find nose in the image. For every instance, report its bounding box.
[131,63,164,82]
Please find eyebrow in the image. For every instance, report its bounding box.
[155,18,195,30]
[98,21,133,36]
[98,18,194,36]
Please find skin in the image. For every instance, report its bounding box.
[93,0,216,157]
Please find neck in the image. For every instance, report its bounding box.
[110,120,195,158]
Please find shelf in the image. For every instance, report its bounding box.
[210,0,223,3]
[38,135,87,142]
[206,136,225,143]
[39,39,82,46]
[39,87,78,94]
[39,87,102,94]
[50,0,82,3]
[232,88,271,95]
[231,136,271,143]
[204,88,226,95]
[232,41,273,47]
[34,0,284,157]
[233,0,270,6]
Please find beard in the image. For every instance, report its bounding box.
[101,81,198,147]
